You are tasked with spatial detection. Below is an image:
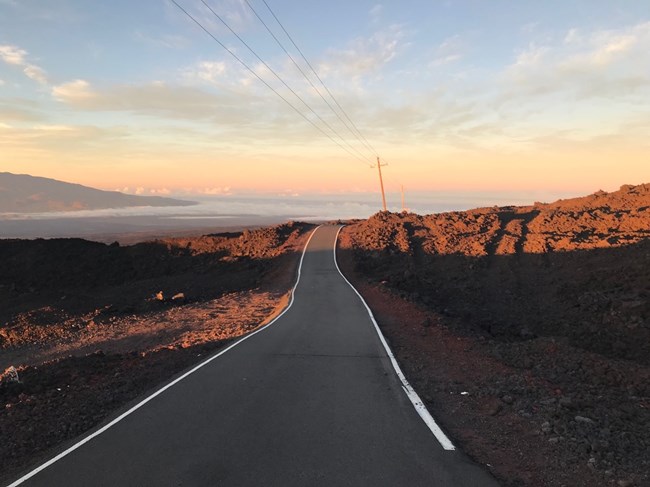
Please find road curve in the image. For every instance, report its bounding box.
[8,225,499,487]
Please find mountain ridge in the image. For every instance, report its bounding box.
[0,172,196,213]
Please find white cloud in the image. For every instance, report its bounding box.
[0,44,48,84]
[170,0,253,38]
[513,44,548,69]
[558,22,649,72]
[0,44,26,65]
[430,35,464,67]
[200,187,232,195]
[117,187,175,196]
[564,28,581,45]
[586,38,632,65]
[214,0,253,32]
[23,64,47,84]
[503,21,650,99]
[277,190,300,197]
[0,99,47,122]
[52,79,96,101]
[193,61,227,83]
[47,80,309,141]
[32,124,76,131]
[52,80,233,118]
[520,22,540,35]
[0,123,129,151]
[134,30,188,49]
[320,25,407,81]
[183,57,270,94]
[369,4,383,21]
[149,188,171,195]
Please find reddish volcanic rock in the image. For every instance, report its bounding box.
[339,183,650,487]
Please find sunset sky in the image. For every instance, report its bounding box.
[1,0,648,197]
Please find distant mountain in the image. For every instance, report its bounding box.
[0,173,196,213]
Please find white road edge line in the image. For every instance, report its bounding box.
[6,225,322,487]
[333,226,456,451]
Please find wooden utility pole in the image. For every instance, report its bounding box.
[375,156,388,212]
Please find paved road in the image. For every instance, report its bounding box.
[9,225,499,486]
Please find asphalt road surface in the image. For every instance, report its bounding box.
[9,225,500,486]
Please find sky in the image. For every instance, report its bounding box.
[1,0,649,198]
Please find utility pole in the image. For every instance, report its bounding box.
[374,156,388,212]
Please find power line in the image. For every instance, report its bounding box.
[254,1,395,211]
[260,0,380,157]
[242,0,375,162]
[198,0,374,165]
[169,0,372,167]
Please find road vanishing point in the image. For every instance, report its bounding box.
[8,225,500,487]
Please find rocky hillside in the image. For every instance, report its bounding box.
[0,222,309,335]
[351,183,650,257]
[340,183,650,486]
[346,184,650,361]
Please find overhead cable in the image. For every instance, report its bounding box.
[260,0,381,157]
[170,0,372,167]
[243,0,375,161]
[198,0,374,166]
